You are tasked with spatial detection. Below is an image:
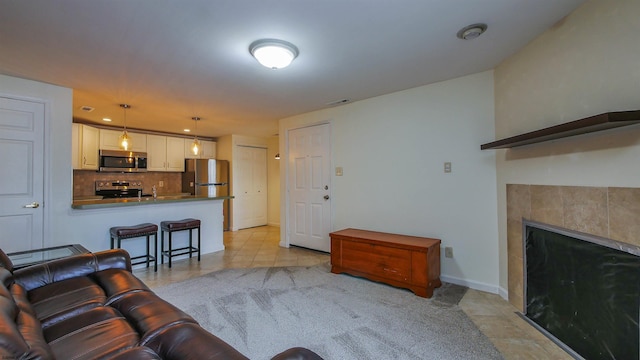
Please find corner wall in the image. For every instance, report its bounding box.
[494,0,640,299]
[280,71,499,291]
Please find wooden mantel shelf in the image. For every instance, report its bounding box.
[481,110,640,150]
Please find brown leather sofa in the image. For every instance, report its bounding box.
[0,248,322,360]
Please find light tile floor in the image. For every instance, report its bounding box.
[135,225,569,359]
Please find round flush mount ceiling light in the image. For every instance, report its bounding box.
[456,23,488,40]
[249,39,299,69]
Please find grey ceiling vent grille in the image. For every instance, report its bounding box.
[326,99,351,107]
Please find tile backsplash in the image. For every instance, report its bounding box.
[73,170,183,198]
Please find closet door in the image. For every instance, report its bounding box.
[234,146,267,229]
[251,147,267,226]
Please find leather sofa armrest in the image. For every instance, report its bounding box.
[13,249,131,291]
[270,347,324,360]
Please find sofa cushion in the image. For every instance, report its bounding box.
[144,322,249,360]
[13,249,131,292]
[27,276,106,328]
[43,306,124,343]
[92,268,150,304]
[109,346,163,360]
[110,290,197,343]
[47,312,140,360]
[1,279,54,359]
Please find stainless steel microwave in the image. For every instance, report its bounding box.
[99,150,147,172]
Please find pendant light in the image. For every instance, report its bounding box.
[119,104,132,150]
[191,116,200,156]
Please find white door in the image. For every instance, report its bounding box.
[288,124,331,252]
[0,97,45,253]
[234,146,267,229]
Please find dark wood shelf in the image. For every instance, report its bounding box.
[481,110,640,150]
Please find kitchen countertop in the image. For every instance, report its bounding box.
[71,195,233,210]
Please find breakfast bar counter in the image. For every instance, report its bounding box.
[67,196,232,266]
[72,195,233,210]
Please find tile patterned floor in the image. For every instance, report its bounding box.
[135,225,570,359]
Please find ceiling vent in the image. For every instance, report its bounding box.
[326,98,351,107]
[80,105,95,112]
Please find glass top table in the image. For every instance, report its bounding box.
[7,244,90,270]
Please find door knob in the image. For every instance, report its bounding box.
[24,202,40,208]
[324,195,330,200]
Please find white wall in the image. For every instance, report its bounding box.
[280,71,499,291]
[267,136,280,227]
[494,0,640,292]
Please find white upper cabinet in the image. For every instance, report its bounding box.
[100,129,147,152]
[72,123,99,170]
[184,139,217,159]
[201,140,217,159]
[147,135,185,172]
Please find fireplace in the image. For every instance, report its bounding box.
[522,219,640,359]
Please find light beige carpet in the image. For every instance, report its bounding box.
[154,263,503,360]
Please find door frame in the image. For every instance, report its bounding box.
[0,92,51,249]
[280,121,333,249]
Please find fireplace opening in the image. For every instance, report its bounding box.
[522,219,640,360]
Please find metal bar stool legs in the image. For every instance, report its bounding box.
[160,218,201,268]
[109,223,158,272]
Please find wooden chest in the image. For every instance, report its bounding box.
[330,228,441,298]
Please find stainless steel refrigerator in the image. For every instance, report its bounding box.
[182,159,230,231]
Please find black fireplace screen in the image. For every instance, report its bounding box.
[524,220,640,360]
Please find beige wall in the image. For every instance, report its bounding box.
[267,136,280,227]
[280,70,499,291]
[494,0,640,295]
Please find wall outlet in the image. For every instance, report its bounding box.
[444,162,452,173]
[445,247,453,258]
[159,180,164,187]
[335,167,343,176]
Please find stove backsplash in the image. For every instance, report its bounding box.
[506,184,640,311]
[74,170,182,198]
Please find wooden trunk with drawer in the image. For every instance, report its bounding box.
[330,228,441,298]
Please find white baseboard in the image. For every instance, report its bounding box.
[498,286,509,300]
[440,274,500,294]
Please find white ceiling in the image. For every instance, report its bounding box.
[0,0,584,138]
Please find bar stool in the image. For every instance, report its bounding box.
[109,223,158,272]
[160,218,201,268]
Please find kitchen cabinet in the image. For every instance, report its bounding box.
[234,146,267,229]
[72,123,99,170]
[100,129,147,152]
[184,139,216,159]
[147,135,185,172]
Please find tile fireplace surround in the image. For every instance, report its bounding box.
[506,184,640,311]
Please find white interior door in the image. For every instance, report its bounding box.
[234,145,267,229]
[288,124,331,252]
[0,97,45,253]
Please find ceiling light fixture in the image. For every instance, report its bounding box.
[119,104,131,150]
[456,23,488,40]
[191,116,200,156]
[249,39,299,69]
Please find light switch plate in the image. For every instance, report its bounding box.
[444,162,452,173]
[335,167,343,176]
